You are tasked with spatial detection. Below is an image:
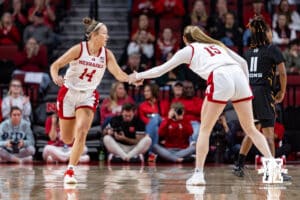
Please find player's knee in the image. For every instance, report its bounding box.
[242,125,256,137]
[76,124,90,135]
[61,135,74,144]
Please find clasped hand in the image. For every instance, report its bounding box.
[128,71,143,86]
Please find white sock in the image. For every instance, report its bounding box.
[67,165,75,170]
[195,168,203,173]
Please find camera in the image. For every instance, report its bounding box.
[11,139,20,154]
[175,107,183,115]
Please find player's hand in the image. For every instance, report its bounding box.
[53,75,64,87]
[133,79,144,86]
[128,71,139,84]
[275,91,285,104]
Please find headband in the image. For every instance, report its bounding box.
[85,22,103,38]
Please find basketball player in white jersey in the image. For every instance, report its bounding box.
[50,17,129,184]
[129,25,284,185]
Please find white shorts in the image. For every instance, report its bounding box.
[205,66,253,104]
[57,85,99,119]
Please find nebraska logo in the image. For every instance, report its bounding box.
[79,60,104,68]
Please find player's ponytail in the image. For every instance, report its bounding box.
[183,26,226,49]
[82,17,104,40]
[249,16,270,48]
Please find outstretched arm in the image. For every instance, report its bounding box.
[106,49,129,82]
[131,46,192,82]
[227,48,249,82]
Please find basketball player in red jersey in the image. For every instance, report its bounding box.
[50,17,129,184]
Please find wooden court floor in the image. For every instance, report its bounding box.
[0,163,299,200]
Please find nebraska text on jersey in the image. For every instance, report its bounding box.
[78,60,104,68]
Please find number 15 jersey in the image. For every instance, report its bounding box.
[64,41,107,91]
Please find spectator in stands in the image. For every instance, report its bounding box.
[0,12,21,45]
[23,11,57,52]
[207,0,230,39]
[272,0,300,31]
[103,103,151,163]
[28,0,56,29]
[131,0,156,16]
[219,12,243,53]
[131,14,155,43]
[0,106,35,163]
[272,13,297,46]
[14,37,48,72]
[10,0,28,35]
[153,102,195,163]
[154,0,185,18]
[226,120,245,162]
[208,113,231,163]
[127,29,154,65]
[283,39,300,74]
[138,83,167,151]
[189,0,208,31]
[122,52,147,74]
[100,82,135,127]
[156,28,179,64]
[1,79,32,122]
[243,0,271,27]
[171,81,184,101]
[175,80,203,144]
[43,113,90,163]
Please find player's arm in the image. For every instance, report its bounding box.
[135,46,191,80]
[275,62,287,103]
[50,44,81,86]
[227,48,249,81]
[106,49,129,82]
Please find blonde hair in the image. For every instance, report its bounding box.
[108,82,127,107]
[83,17,104,40]
[183,25,226,49]
[190,0,207,25]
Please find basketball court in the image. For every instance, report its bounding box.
[0,163,298,200]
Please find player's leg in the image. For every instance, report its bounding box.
[186,98,226,185]
[59,119,76,144]
[69,108,94,166]
[232,100,272,158]
[261,126,275,156]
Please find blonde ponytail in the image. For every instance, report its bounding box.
[184,26,227,49]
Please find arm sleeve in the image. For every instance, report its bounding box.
[227,48,249,81]
[136,46,192,80]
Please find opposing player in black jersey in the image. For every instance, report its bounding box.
[232,17,291,181]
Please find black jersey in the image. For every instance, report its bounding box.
[244,44,284,88]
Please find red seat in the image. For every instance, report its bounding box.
[0,45,19,61]
[159,17,183,33]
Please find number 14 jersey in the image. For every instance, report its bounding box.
[64,41,107,91]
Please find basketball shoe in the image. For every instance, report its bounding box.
[186,170,206,185]
[64,168,77,184]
